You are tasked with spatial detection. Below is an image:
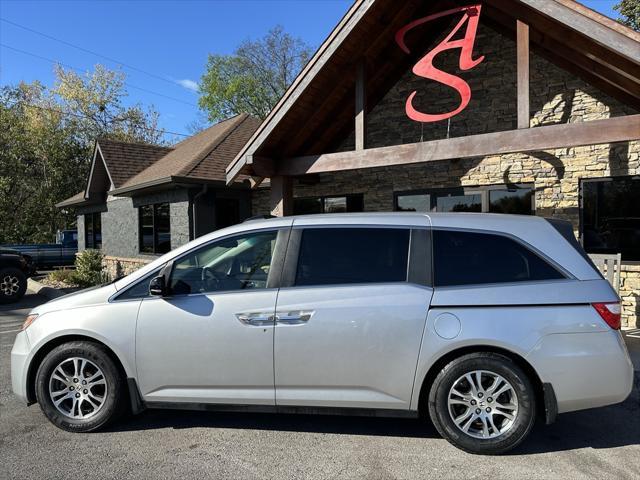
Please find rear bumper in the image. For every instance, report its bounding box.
[11,331,31,404]
[527,330,634,413]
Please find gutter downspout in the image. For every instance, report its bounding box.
[192,184,208,240]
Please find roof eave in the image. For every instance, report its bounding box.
[225,0,372,184]
[110,177,175,196]
[111,176,247,197]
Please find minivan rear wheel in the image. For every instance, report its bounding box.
[35,341,125,432]
[428,352,536,455]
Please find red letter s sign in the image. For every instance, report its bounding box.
[395,5,484,123]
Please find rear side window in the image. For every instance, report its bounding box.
[433,230,564,287]
[295,228,410,286]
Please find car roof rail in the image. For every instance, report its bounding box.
[243,214,277,223]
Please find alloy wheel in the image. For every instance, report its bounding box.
[447,370,519,439]
[0,274,20,296]
[48,357,108,419]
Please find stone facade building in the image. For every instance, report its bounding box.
[231,1,640,327]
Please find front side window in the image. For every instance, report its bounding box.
[169,230,278,295]
[433,229,564,287]
[294,194,364,215]
[582,176,640,261]
[139,203,171,254]
[395,185,534,215]
[295,228,410,286]
[84,212,102,249]
[116,269,162,300]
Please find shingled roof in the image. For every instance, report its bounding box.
[57,114,261,207]
[111,113,260,195]
[56,139,173,208]
[97,139,173,189]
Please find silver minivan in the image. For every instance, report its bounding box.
[11,213,634,454]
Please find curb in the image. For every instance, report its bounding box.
[27,278,67,301]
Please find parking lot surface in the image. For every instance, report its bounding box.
[1,292,639,480]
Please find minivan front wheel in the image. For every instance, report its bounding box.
[35,341,125,432]
[428,352,536,455]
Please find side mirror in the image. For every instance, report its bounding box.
[149,276,167,296]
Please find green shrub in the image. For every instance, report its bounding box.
[46,268,78,285]
[74,249,107,287]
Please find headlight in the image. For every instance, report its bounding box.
[22,314,38,330]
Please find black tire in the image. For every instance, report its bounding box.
[428,352,536,455]
[0,267,27,304]
[35,341,125,432]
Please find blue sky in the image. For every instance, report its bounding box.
[0,0,621,141]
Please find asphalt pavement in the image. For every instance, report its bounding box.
[1,292,639,480]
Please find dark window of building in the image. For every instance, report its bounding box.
[169,231,277,294]
[295,228,410,286]
[582,176,640,261]
[294,194,364,215]
[395,185,534,215]
[139,203,171,254]
[488,188,534,215]
[215,198,241,229]
[433,230,564,287]
[437,192,482,212]
[84,212,102,249]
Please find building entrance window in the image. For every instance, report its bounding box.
[395,184,534,215]
[581,176,640,261]
[294,194,364,215]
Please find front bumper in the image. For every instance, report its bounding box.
[11,330,31,404]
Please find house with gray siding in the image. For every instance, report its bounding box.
[56,113,260,277]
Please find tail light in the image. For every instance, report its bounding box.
[592,302,621,330]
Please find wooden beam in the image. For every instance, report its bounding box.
[248,155,275,178]
[249,176,264,189]
[355,60,367,151]
[277,114,640,176]
[270,176,293,217]
[517,20,530,129]
[483,9,640,110]
[516,0,640,64]
[225,0,377,184]
[485,0,640,80]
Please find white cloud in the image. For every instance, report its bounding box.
[176,79,199,92]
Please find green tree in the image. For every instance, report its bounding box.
[199,26,313,122]
[0,65,164,244]
[615,0,639,31]
[53,64,164,145]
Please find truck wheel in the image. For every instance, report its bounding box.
[0,267,27,304]
[35,341,125,432]
[428,352,536,455]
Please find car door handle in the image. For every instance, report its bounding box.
[275,310,314,325]
[235,312,276,327]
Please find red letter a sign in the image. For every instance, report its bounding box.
[395,5,485,123]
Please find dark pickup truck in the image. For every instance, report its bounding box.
[0,249,35,303]
[2,230,78,269]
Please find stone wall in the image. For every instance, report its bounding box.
[75,189,194,279]
[102,255,151,280]
[621,265,640,330]
[250,23,639,327]
[76,214,86,251]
